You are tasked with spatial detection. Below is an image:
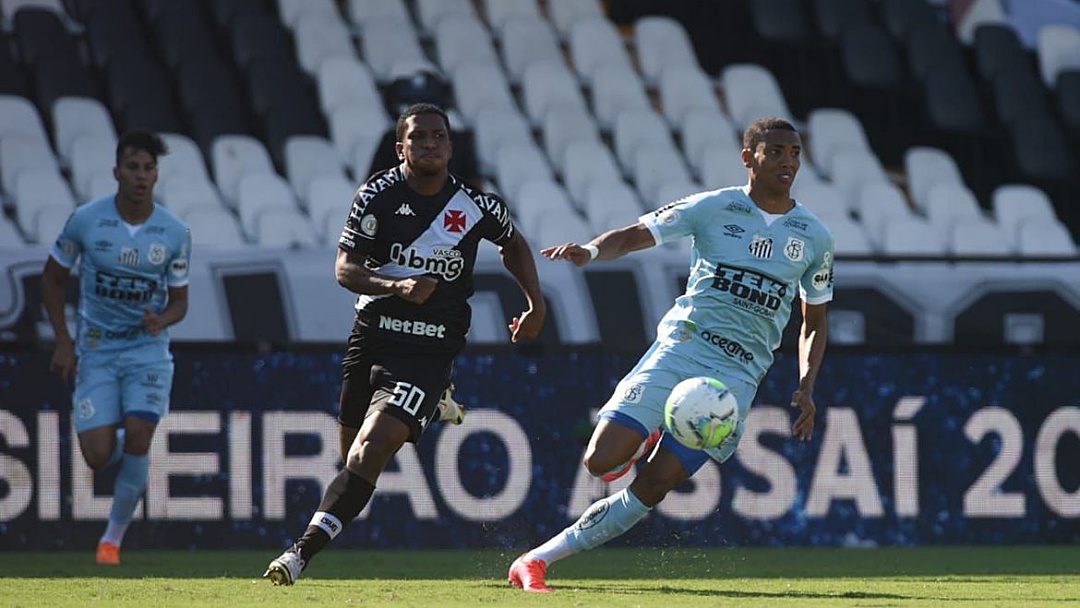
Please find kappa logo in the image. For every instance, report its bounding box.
[395,203,416,216]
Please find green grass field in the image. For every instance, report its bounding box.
[2,547,1078,607]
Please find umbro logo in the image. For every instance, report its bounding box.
[723,224,745,238]
[395,203,416,216]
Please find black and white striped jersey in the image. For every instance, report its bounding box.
[338,165,514,353]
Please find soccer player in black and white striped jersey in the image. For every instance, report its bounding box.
[265,104,546,585]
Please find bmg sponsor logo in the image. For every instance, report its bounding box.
[699,330,755,362]
[389,243,464,281]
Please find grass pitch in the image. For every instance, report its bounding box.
[1,547,1078,607]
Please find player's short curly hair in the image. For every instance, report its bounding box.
[742,117,798,150]
[115,130,168,165]
[396,103,451,141]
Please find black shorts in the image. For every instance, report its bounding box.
[338,337,454,444]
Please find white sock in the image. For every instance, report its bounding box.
[100,520,129,546]
[526,488,651,566]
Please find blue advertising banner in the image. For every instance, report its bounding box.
[0,348,1077,551]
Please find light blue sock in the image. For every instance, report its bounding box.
[563,488,651,554]
[104,429,126,468]
[109,452,149,527]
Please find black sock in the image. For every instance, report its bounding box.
[294,469,376,562]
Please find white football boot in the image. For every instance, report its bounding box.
[264,550,305,586]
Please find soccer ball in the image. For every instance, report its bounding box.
[663,377,739,450]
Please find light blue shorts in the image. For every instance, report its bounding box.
[72,342,174,433]
[598,342,758,475]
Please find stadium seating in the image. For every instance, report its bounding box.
[0,0,1070,263]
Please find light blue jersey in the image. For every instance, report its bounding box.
[51,195,191,355]
[599,186,833,471]
[641,186,834,387]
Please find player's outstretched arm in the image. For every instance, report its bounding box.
[791,301,828,441]
[540,222,656,267]
[498,230,545,342]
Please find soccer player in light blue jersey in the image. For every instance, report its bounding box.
[509,117,834,591]
[40,130,191,565]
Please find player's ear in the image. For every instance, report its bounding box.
[741,147,752,168]
[395,141,405,161]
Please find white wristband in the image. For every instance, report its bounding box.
[582,244,599,260]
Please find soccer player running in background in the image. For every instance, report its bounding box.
[40,131,191,565]
[509,117,834,592]
[264,103,546,585]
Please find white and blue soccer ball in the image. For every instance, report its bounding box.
[663,376,739,450]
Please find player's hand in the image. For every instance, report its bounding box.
[395,275,438,304]
[508,303,545,343]
[141,307,169,336]
[49,337,76,385]
[540,243,593,267]
[790,387,817,441]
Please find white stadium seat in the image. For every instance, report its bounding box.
[631,144,692,203]
[0,213,24,246]
[541,103,602,173]
[881,217,947,256]
[659,64,723,127]
[51,97,117,166]
[1,135,60,197]
[719,64,796,131]
[472,106,533,176]
[561,140,623,204]
[992,184,1060,242]
[590,63,651,130]
[254,207,319,248]
[236,173,302,240]
[0,95,49,143]
[159,133,211,186]
[306,174,356,241]
[1016,218,1077,256]
[317,57,383,116]
[499,16,563,84]
[359,17,425,82]
[184,207,248,247]
[327,103,392,174]
[904,146,966,211]
[612,108,674,172]
[583,180,644,234]
[546,0,605,40]
[346,0,410,27]
[416,0,477,33]
[493,141,553,202]
[481,0,542,34]
[792,182,850,221]
[435,15,499,75]
[294,12,356,76]
[924,183,985,231]
[521,60,589,127]
[158,177,226,218]
[1036,24,1080,88]
[950,218,1013,256]
[807,108,875,179]
[283,135,347,198]
[567,17,636,84]
[856,182,915,246]
[13,168,75,238]
[452,60,518,125]
[210,135,276,208]
[680,108,738,175]
[634,16,699,85]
